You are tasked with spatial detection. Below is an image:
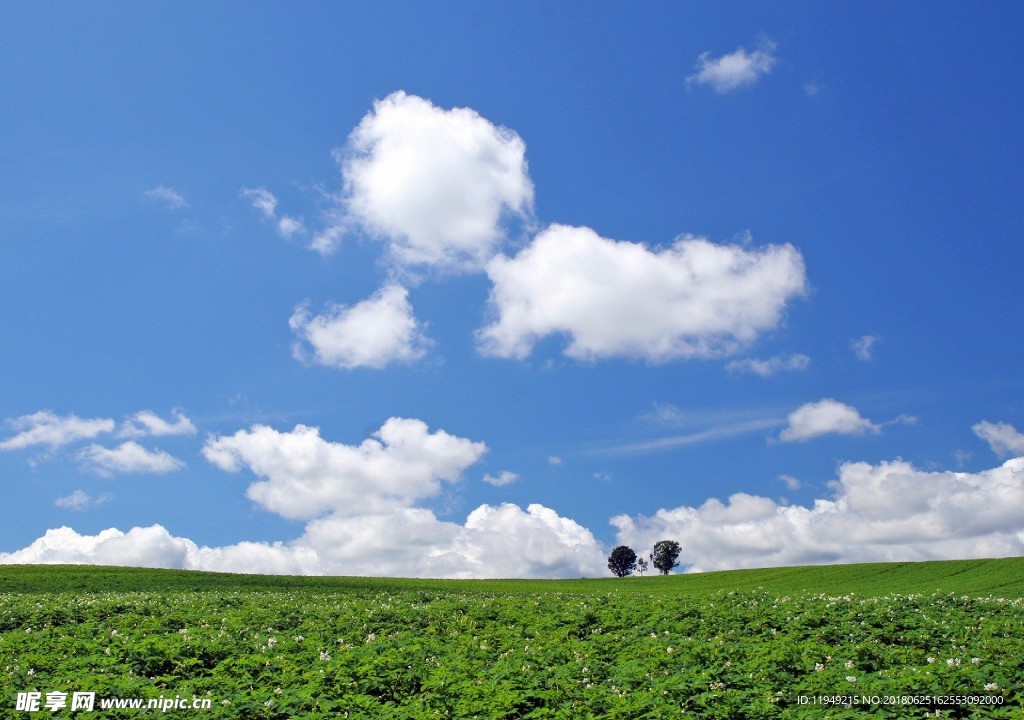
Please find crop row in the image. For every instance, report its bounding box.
[2,589,1021,719]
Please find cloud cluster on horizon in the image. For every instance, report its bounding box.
[613,455,1024,572]
[4,430,1023,577]
[2,418,608,579]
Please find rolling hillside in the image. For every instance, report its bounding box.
[3,556,1022,597]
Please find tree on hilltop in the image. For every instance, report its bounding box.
[650,540,682,575]
[607,545,637,577]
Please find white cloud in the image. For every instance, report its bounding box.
[54,490,112,511]
[482,470,519,487]
[726,353,810,377]
[120,410,197,438]
[547,456,564,466]
[477,224,807,362]
[973,421,1024,458]
[0,411,115,451]
[338,91,534,273]
[851,334,880,361]
[687,39,778,94]
[144,186,188,209]
[299,503,606,578]
[0,525,195,569]
[10,451,1024,577]
[779,399,881,442]
[202,417,488,520]
[0,502,608,579]
[779,474,801,491]
[289,284,432,370]
[612,456,1024,572]
[452,503,606,578]
[241,187,307,240]
[77,442,185,476]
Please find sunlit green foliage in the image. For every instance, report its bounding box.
[1,560,1022,719]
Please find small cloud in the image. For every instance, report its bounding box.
[55,490,112,511]
[78,442,185,477]
[144,186,188,210]
[483,470,519,487]
[687,38,778,94]
[804,80,823,96]
[547,456,564,466]
[1,411,115,451]
[851,335,880,362]
[726,353,810,377]
[884,414,918,428]
[973,420,1024,459]
[779,474,801,491]
[593,471,613,483]
[241,187,306,240]
[779,399,881,442]
[120,410,197,438]
[640,402,687,425]
[289,284,433,370]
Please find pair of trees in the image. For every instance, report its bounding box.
[607,540,681,577]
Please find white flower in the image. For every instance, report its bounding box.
[985,683,999,691]
[846,676,857,682]
[815,663,825,672]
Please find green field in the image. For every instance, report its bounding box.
[2,559,1022,718]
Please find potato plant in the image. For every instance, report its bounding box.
[2,585,1020,719]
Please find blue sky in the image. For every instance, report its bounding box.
[2,3,1023,577]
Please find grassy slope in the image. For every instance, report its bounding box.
[1,557,1023,597]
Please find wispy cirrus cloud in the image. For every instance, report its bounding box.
[144,185,188,210]
[726,353,810,377]
[851,334,880,361]
[55,490,113,511]
[241,187,307,241]
[608,417,786,455]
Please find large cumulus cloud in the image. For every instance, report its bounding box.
[477,224,807,362]
[338,91,534,273]
[613,456,1024,572]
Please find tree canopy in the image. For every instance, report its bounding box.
[650,540,682,575]
[607,545,637,577]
